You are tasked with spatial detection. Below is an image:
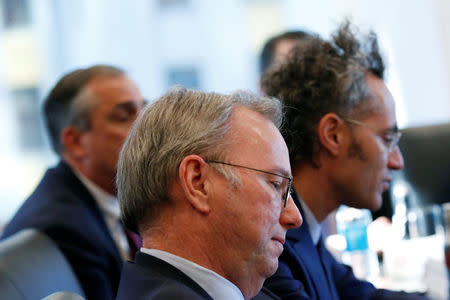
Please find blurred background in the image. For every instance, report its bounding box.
[1,0,450,224]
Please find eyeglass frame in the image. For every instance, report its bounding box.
[205,160,292,207]
[342,117,402,153]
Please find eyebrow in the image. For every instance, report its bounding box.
[249,162,291,178]
[208,160,292,179]
[268,167,292,178]
[113,100,146,110]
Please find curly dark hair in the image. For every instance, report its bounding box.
[261,21,385,168]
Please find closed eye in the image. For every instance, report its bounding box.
[271,181,283,191]
[109,102,142,123]
[110,108,136,122]
[383,131,400,145]
[383,134,394,143]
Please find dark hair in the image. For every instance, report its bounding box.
[261,21,385,168]
[259,30,314,75]
[44,65,125,155]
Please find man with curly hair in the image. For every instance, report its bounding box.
[261,22,428,299]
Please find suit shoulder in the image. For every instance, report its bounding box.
[117,276,211,299]
[2,164,100,241]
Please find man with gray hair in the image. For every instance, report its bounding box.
[2,65,146,299]
[115,86,302,299]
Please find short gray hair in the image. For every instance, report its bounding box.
[117,86,282,233]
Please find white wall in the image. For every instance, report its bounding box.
[1,0,449,223]
[281,0,450,128]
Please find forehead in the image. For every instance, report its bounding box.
[226,107,291,175]
[363,73,397,125]
[275,39,297,55]
[273,39,297,62]
[87,75,143,109]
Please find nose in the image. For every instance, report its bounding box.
[280,194,303,229]
[388,146,404,170]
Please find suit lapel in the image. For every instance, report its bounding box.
[287,191,338,300]
[316,237,340,299]
[58,161,123,267]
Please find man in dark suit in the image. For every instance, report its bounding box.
[115,86,302,299]
[261,21,429,299]
[2,65,146,300]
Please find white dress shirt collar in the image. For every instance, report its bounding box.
[72,168,130,260]
[141,248,244,300]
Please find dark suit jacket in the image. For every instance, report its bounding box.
[116,251,280,300]
[264,190,429,300]
[2,161,122,300]
[116,252,213,299]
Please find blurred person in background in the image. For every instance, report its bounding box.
[261,21,428,299]
[1,65,146,300]
[259,30,314,76]
[115,86,302,299]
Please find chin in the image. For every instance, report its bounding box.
[367,194,383,211]
[265,258,279,277]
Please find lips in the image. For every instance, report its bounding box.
[381,178,391,191]
[272,236,285,246]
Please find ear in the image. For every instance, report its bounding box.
[317,113,346,157]
[60,126,88,160]
[178,155,212,214]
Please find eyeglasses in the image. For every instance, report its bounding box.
[342,118,402,153]
[205,160,292,207]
